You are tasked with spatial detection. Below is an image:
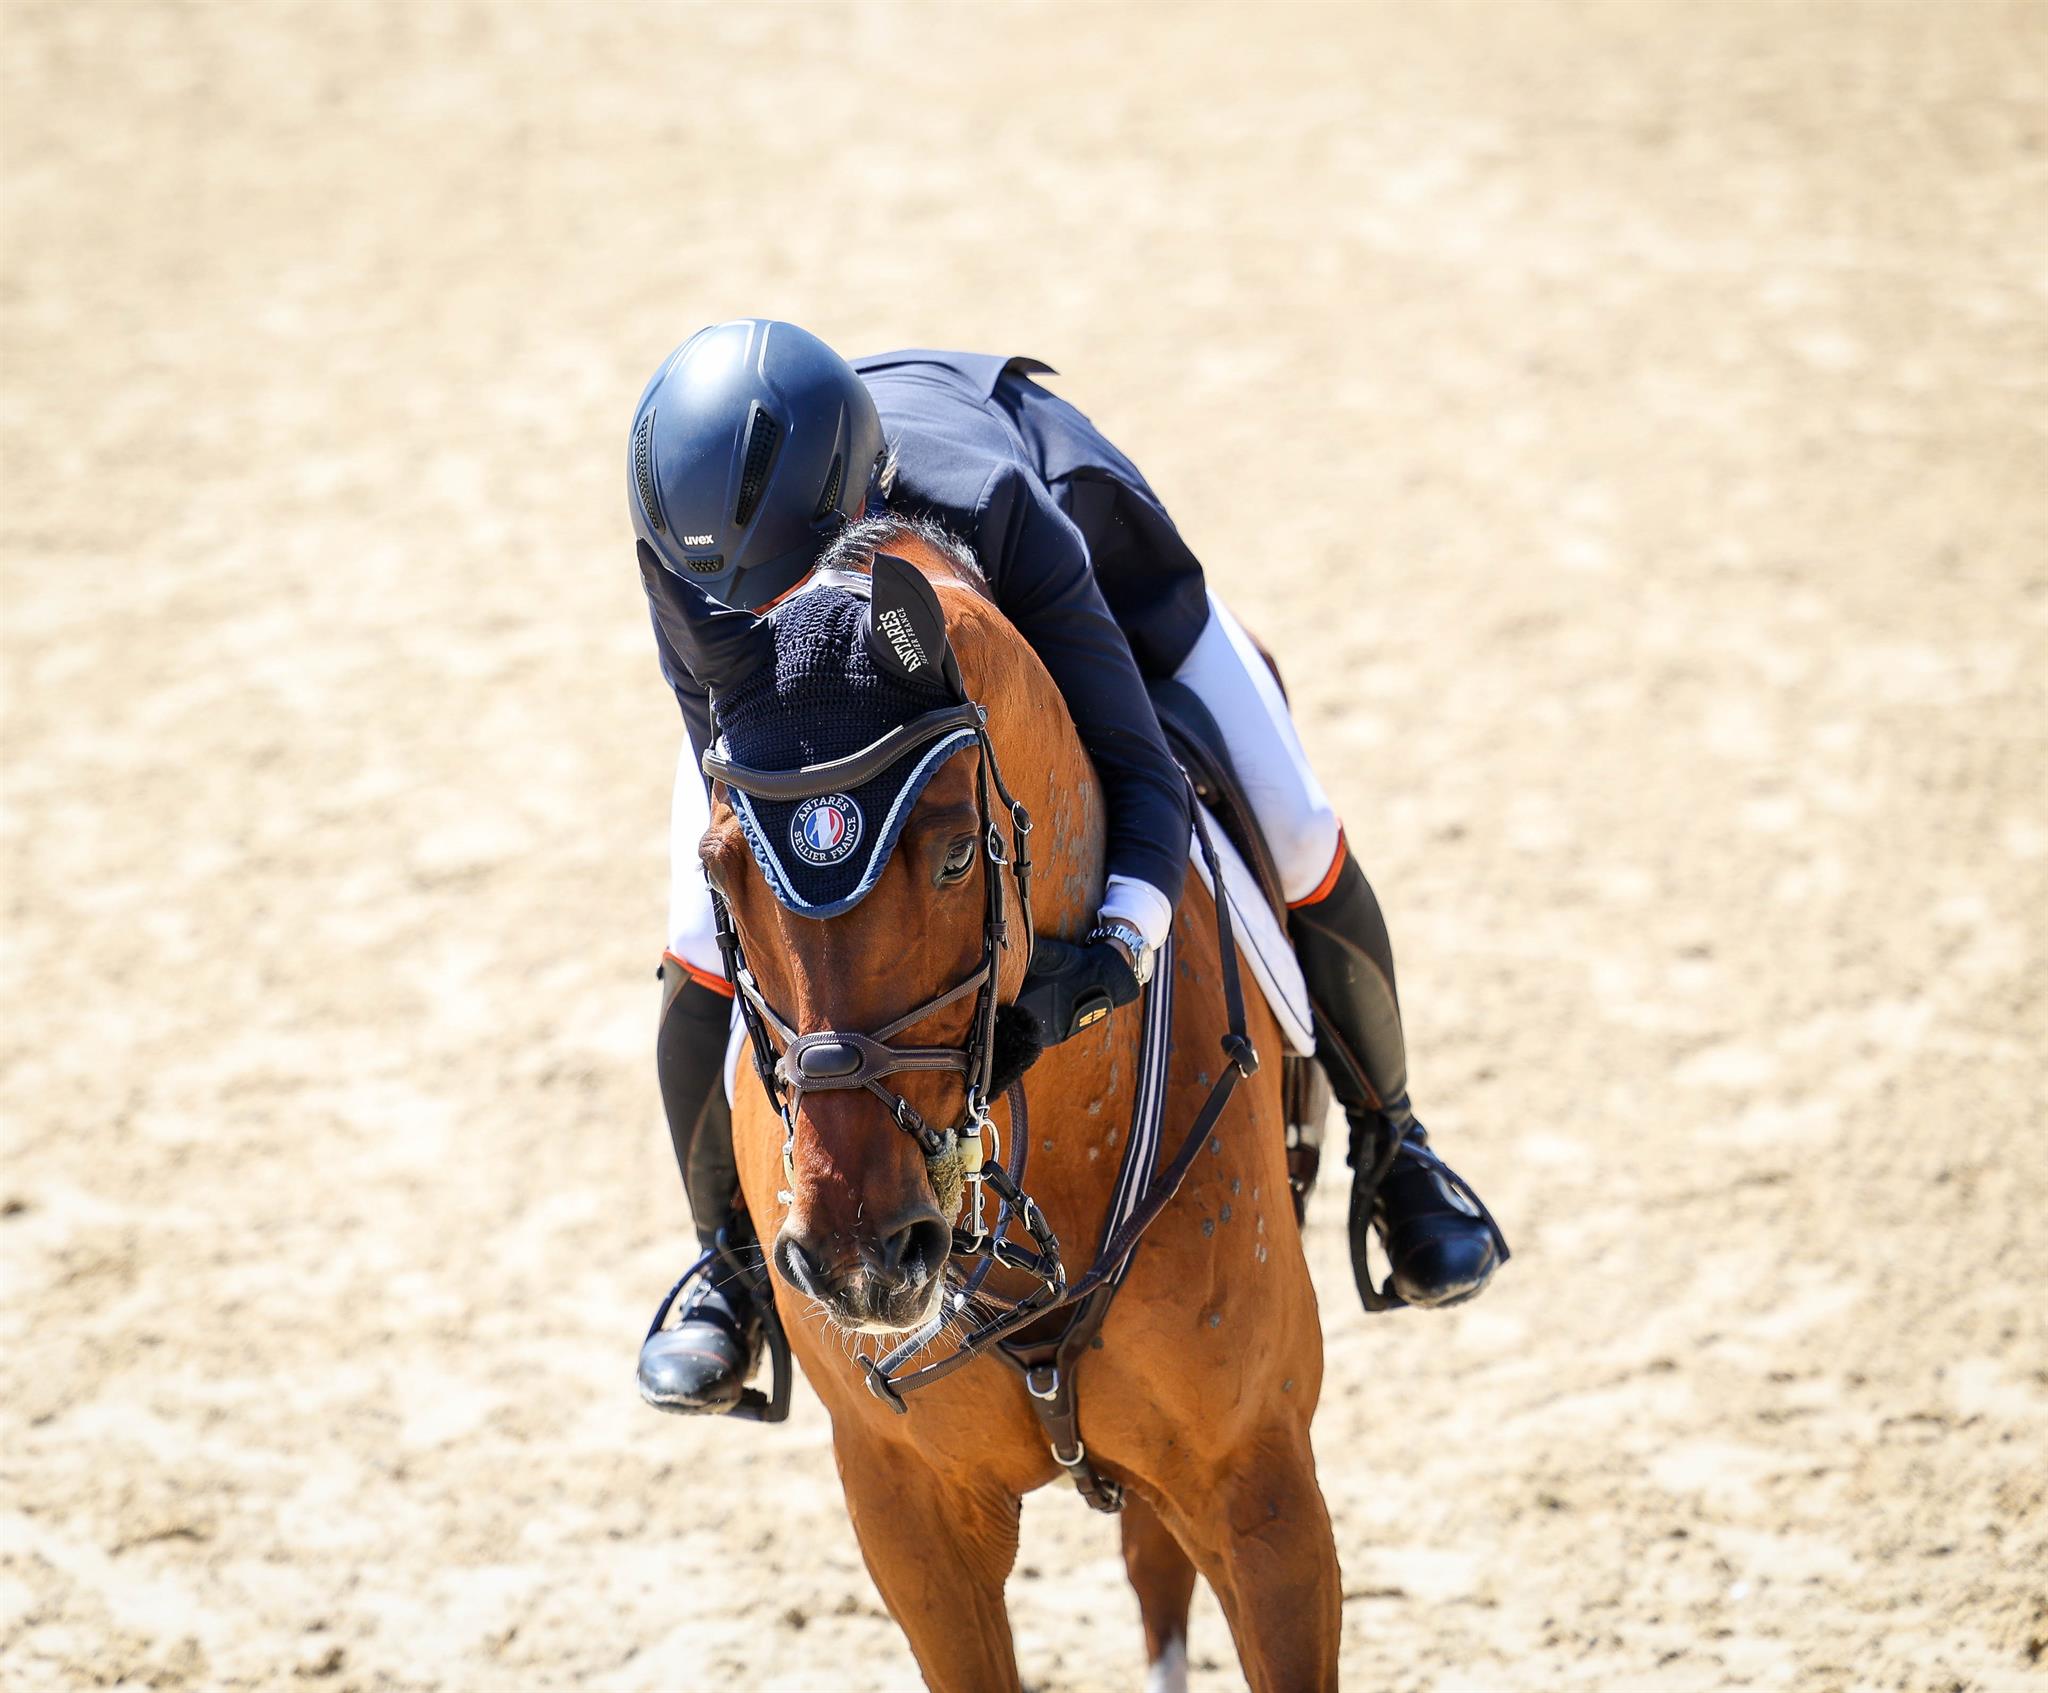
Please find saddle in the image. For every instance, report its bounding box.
[1147,679,1330,1215]
[1148,679,1286,921]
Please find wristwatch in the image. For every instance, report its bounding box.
[1088,918,1156,986]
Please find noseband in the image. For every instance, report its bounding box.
[707,700,1066,1307]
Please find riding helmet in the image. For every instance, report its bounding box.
[629,319,885,610]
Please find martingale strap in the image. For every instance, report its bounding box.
[858,805,1257,1430]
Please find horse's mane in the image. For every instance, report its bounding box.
[814,513,993,600]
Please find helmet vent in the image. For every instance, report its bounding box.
[633,411,665,534]
[734,406,781,528]
[814,454,844,521]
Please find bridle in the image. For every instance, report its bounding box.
[701,672,1261,1467]
[704,697,1073,1373]
[637,549,1263,1485]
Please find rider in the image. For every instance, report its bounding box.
[631,320,1503,1414]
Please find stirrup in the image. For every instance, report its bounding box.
[1346,1121,1511,1314]
[643,1226,794,1424]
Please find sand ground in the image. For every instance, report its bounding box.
[3,3,2044,1689]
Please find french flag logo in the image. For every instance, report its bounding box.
[790,793,862,866]
[804,805,847,852]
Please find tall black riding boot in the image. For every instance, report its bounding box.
[1287,844,1507,1311]
[636,960,767,1415]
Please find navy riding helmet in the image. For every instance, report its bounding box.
[629,319,886,610]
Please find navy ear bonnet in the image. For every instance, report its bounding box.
[710,580,974,918]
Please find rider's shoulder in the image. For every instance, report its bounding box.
[853,349,1056,398]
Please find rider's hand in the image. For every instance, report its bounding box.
[1013,937,1141,1048]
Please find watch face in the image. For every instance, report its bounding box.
[1119,928,1154,983]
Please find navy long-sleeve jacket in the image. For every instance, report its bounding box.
[658,349,1206,911]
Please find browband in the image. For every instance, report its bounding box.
[703,702,985,801]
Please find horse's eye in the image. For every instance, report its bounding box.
[938,835,977,885]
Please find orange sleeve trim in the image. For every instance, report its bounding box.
[663,949,735,999]
[1287,830,1349,910]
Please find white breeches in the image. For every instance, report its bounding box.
[1168,595,1342,904]
[664,591,1341,973]
[666,736,728,979]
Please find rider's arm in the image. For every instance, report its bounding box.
[648,599,717,771]
[975,462,1189,949]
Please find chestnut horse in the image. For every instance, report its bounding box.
[693,526,1339,1691]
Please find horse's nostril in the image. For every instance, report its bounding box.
[773,1229,829,1297]
[874,1214,950,1287]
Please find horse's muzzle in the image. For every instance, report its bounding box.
[772,1209,952,1334]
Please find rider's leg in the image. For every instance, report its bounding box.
[637,746,766,1415]
[1170,595,1502,1309]
[658,741,746,1240]
[657,955,739,1249]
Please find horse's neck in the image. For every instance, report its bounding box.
[953,593,1158,1240]
[959,608,1105,947]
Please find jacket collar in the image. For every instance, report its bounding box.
[852,349,1056,398]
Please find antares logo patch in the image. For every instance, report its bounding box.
[789,794,862,866]
[874,604,929,674]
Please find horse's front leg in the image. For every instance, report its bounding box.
[831,1422,1025,1693]
[1152,1417,1342,1693]
[1122,1493,1198,1692]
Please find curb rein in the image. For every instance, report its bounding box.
[703,700,1258,1503]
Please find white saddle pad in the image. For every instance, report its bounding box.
[1189,807,1315,1056]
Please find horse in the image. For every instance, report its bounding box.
[652,522,1342,1692]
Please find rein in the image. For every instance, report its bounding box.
[860,808,1253,1417]
[710,693,1258,1454]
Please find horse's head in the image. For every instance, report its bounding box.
[644,521,1069,1336]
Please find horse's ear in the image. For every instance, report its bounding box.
[638,540,775,694]
[866,552,961,695]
